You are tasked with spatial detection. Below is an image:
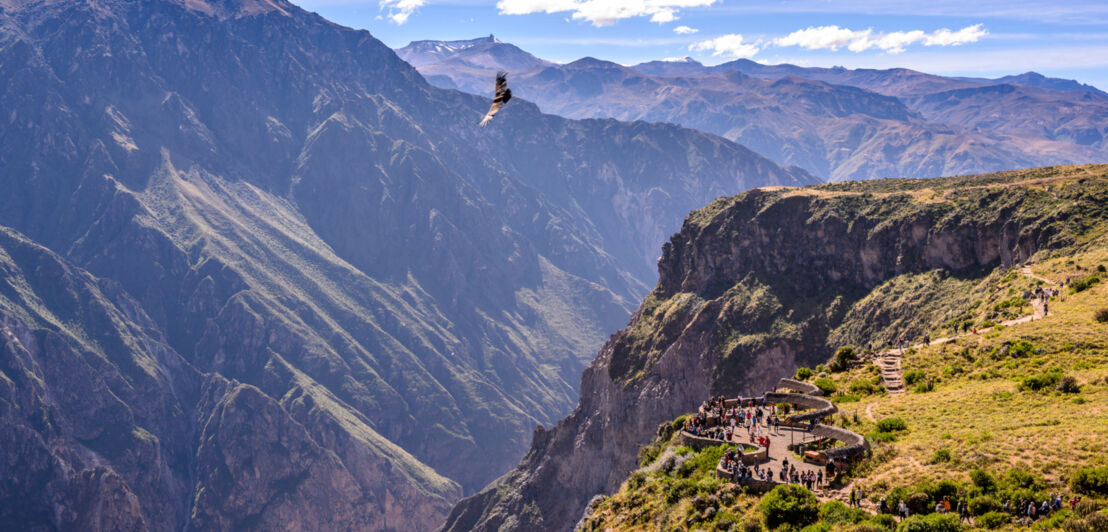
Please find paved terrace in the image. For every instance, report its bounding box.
[677,377,870,493]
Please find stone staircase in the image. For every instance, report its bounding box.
[878,349,905,396]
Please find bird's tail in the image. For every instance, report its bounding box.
[479,114,493,127]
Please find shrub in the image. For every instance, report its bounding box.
[1069,466,1108,495]
[835,394,861,403]
[867,431,898,443]
[796,367,814,381]
[1007,340,1037,358]
[867,514,898,531]
[849,379,881,396]
[930,449,952,463]
[1070,275,1101,294]
[849,526,883,532]
[1002,468,1042,491]
[903,370,926,385]
[672,415,688,430]
[1019,372,1062,392]
[970,469,996,492]
[819,500,867,525]
[903,492,932,516]
[976,511,1009,529]
[913,380,934,394]
[799,524,831,532]
[1099,265,1107,273]
[813,378,837,396]
[895,513,961,532]
[1095,308,1108,323]
[760,484,819,530]
[830,346,856,372]
[1056,376,1082,393]
[968,495,1000,516]
[876,417,908,432]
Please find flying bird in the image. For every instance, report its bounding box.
[479,71,512,126]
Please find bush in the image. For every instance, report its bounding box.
[903,492,932,516]
[930,449,952,463]
[867,431,899,443]
[968,495,1000,516]
[796,367,814,381]
[760,484,819,530]
[970,469,996,492]
[913,380,934,393]
[1095,308,1108,323]
[830,346,856,372]
[850,379,880,395]
[1070,275,1101,294]
[896,513,961,532]
[1007,340,1037,358]
[876,417,908,432]
[835,394,861,403]
[1057,376,1082,393]
[819,500,867,525]
[976,511,1009,529]
[1099,265,1107,273]
[813,378,837,396]
[799,524,831,532]
[1019,372,1062,391]
[672,415,688,431]
[867,514,898,531]
[903,370,926,385]
[1069,466,1108,495]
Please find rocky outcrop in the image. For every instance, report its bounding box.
[444,166,1108,532]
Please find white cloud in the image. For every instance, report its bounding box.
[380,0,425,24]
[925,24,989,46]
[774,24,987,54]
[673,25,699,34]
[496,0,718,26]
[690,34,760,59]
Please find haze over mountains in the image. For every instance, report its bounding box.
[398,36,1108,181]
[0,0,816,529]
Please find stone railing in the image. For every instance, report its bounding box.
[776,378,822,396]
[810,424,870,459]
[763,391,836,423]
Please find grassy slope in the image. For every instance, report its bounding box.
[579,166,1108,531]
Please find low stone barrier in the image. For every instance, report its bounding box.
[776,378,822,396]
[763,392,837,423]
[810,424,870,460]
[678,432,768,464]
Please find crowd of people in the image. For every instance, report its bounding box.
[684,394,785,446]
[719,450,827,489]
[875,492,1080,524]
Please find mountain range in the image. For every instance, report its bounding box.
[398,36,1108,181]
[0,0,814,529]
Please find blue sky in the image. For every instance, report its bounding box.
[293,0,1108,90]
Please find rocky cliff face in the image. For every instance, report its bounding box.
[0,0,814,529]
[443,164,1108,532]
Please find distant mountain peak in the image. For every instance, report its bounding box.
[660,56,700,64]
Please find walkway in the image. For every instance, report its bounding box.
[876,265,1056,395]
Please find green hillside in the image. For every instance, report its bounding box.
[577,165,1108,531]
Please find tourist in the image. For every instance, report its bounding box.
[898,500,909,520]
[849,490,857,507]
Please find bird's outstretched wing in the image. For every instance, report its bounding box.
[479,71,512,126]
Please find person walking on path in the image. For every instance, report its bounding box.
[899,500,909,521]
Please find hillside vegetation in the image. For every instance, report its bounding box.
[572,165,1108,531]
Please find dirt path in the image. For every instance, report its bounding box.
[875,265,1056,395]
